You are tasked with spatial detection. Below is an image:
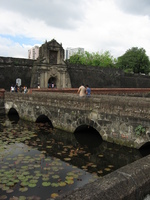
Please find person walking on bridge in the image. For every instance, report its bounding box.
[86,85,91,97]
[77,83,86,97]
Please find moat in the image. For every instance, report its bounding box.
[0,115,149,200]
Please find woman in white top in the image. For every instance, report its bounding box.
[10,85,14,92]
[77,84,86,97]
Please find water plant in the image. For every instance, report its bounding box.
[135,125,146,136]
[0,116,145,199]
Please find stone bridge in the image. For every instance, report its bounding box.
[4,91,150,149]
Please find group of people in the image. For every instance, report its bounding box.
[10,84,28,93]
[10,82,90,96]
[77,84,91,97]
[48,82,56,88]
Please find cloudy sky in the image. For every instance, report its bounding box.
[0,0,150,59]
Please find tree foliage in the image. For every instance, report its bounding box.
[69,50,116,67]
[116,47,150,74]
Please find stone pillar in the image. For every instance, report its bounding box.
[62,71,66,88]
[44,72,48,88]
[0,89,5,115]
[57,72,61,88]
[65,72,72,88]
[40,73,45,88]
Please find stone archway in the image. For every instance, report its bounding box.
[48,77,57,88]
[30,39,72,89]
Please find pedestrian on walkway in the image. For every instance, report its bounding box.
[86,85,91,97]
[77,83,86,97]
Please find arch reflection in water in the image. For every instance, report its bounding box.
[74,125,103,147]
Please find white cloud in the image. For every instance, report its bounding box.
[115,0,150,16]
[0,0,86,29]
[0,0,150,59]
[0,36,29,58]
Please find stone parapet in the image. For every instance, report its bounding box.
[30,88,150,96]
[56,154,150,200]
[0,89,5,115]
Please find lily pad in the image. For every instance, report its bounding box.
[19,187,28,192]
[52,175,60,179]
[6,189,14,193]
[6,182,14,187]
[104,168,111,171]
[108,165,114,168]
[51,183,59,187]
[59,182,66,187]
[42,182,51,186]
[20,182,28,187]
[28,183,36,187]
[17,196,26,200]
[46,146,52,148]
[51,193,59,198]
[42,177,49,181]
[65,179,74,185]
[98,170,103,174]
[64,158,71,161]
[65,176,74,180]
[2,186,9,191]
[98,154,104,157]
[0,195,7,200]
[29,180,38,184]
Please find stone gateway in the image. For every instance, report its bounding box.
[30,39,72,89]
[1,39,150,90]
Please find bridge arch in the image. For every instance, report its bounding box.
[74,124,103,147]
[75,117,104,138]
[139,142,150,156]
[139,141,150,149]
[8,108,19,116]
[5,101,20,116]
[31,105,53,123]
[7,107,19,123]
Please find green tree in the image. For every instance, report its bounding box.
[69,53,82,64]
[116,47,150,74]
[69,50,116,67]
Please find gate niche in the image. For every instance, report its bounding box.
[30,39,71,89]
[48,77,57,88]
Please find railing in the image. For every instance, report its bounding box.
[0,89,5,97]
[29,88,150,96]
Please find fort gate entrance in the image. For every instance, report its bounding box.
[30,39,71,89]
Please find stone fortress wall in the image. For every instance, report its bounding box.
[0,39,150,90]
[0,55,150,91]
[67,63,150,88]
[0,56,34,90]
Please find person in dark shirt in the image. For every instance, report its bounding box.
[14,84,18,92]
[86,85,91,97]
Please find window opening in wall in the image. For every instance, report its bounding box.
[49,50,57,64]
